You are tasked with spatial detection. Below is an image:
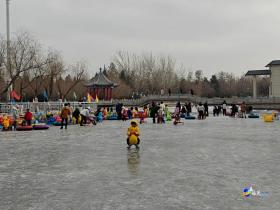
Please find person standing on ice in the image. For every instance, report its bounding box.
[203,101,209,117]
[150,101,158,124]
[240,101,247,118]
[24,109,33,126]
[60,103,71,129]
[197,103,205,120]
[222,101,227,116]
[80,107,90,126]
[159,101,166,123]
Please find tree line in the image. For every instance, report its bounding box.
[0,32,270,101]
[0,32,88,102]
[108,51,270,99]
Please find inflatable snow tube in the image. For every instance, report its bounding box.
[248,114,259,119]
[16,126,33,131]
[263,115,274,122]
[185,115,196,120]
[33,124,50,130]
[52,121,61,126]
[128,135,138,145]
[180,114,186,118]
[107,116,118,120]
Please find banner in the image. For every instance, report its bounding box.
[87,93,94,103]
[10,90,21,101]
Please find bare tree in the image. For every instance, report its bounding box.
[56,62,87,99]
[0,32,51,96]
[44,51,65,99]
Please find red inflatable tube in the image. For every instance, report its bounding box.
[16,126,33,131]
[33,125,49,130]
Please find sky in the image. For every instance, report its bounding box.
[1,0,280,77]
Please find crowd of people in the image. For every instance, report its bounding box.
[59,100,252,129]
[1,99,253,132]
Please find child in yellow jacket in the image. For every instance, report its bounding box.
[127,120,140,149]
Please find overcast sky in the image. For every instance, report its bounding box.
[1,0,280,77]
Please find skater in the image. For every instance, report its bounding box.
[127,120,140,149]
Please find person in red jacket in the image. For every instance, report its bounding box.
[24,109,33,126]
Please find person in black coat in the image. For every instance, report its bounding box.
[72,108,80,124]
[204,102,209,117]
[150,101,158,124]
[116,103,123,120]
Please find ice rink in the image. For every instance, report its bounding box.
[0,117,279,210]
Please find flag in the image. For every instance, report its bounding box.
[73,92,77,100]
[95,95,99,103]
[43,90,48,101]
[87,93,94,103]
[10,90,21,101]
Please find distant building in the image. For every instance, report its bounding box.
[85,68,118,101]
[245,60,280,98]
[266,60,280,97]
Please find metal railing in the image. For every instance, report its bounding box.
[0,101,97,114]
[1,94,280,114]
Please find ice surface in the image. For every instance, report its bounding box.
[0,117,279,210]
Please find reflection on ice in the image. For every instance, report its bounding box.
[127,148,140,176]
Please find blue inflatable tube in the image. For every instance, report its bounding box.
[185,115,196,120]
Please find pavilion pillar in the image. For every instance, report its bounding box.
[109,88,112,100]
[105,87,108,100]
[252,75,257,99]
[106,88,110,100]
[96,88,99,99]
[107,88,109,100]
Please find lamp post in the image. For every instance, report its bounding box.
[6,0,11,101]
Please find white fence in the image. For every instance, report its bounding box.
[0,102,97,114]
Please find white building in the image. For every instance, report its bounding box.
[246,60,280,98]
[266,60,280,97]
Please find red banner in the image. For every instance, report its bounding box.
[10,90,21,101]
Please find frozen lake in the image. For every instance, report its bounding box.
[0,117,279,210]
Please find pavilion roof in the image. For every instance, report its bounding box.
[266,60,280,67]
[245,70,271,76]
[85,69,118,87]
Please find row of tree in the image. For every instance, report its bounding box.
[0,32,87,101]
[0,32,270,101]
[108,51,270,98]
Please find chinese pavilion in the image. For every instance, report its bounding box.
[85,68,118,100]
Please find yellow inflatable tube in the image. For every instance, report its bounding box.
[128,134,138,145]
[263,114,274,122]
